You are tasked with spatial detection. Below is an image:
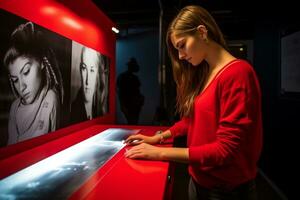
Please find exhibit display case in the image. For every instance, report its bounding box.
[0,125,172,199]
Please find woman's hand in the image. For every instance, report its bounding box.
[125,134,160,145]
[125,143,162,160]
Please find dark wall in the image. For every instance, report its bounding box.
[254,17,298,199]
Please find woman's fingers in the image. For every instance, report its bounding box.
[130,139,143,145]
[126,152,144,159]
[125,134,140,143]
[125,145,145,158]
[126,139,143,146]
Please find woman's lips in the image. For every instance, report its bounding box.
[23,92,30,100]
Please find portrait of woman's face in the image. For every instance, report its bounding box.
[8,56,43,105]
[80,48,99,103]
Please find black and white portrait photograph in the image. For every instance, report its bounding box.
[0,9,71,147]
[70,41,110,124]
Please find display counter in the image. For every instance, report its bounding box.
[0,125,172,200]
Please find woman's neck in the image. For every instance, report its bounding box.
[205,41,236,74]
[198,42,237,93]
[84,101,93,119]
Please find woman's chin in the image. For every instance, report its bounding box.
[190,62,197,66]
[21,98,33,105]
[190,60,202,66]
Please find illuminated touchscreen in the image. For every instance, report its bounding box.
[0,128,138,199]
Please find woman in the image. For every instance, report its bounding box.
[125,5,262,200]
[71,46,107,123]
[3,22,63,145]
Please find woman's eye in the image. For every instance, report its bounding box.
[179,43,185,49]
[11,77,18,83]
[23,67,30,75]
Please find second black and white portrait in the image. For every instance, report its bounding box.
[70,41,109,124]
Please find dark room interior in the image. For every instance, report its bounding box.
[0,0,298,199]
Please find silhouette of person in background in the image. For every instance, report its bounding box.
[117,57,144,125]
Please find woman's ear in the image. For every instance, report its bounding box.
[196,25,208,41]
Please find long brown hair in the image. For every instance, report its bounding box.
[166,5,227,117]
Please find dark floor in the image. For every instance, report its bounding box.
[170,163,288,200]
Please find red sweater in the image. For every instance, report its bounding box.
[169,59,263,190]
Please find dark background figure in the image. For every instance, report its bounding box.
[117,57,144,125]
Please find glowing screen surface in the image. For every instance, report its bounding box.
[0,128,138,199]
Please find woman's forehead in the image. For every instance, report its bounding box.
[8,56,36,74]
[82,49,99,66]
[171,33,185,47]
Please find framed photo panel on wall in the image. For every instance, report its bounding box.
[0,9,110,147]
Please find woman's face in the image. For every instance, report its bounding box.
[171,33,206,66]
[80,48,99,103]
[8,56,43,105]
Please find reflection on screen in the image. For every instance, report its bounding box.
[0,128,139,200]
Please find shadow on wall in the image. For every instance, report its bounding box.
[117,57,144,125]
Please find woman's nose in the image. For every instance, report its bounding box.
[178,50,186,60]
[85,71,89,85]
[20,77,27,92]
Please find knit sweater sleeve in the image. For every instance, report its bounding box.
[169,117,190,137]
[189,63,260,166]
